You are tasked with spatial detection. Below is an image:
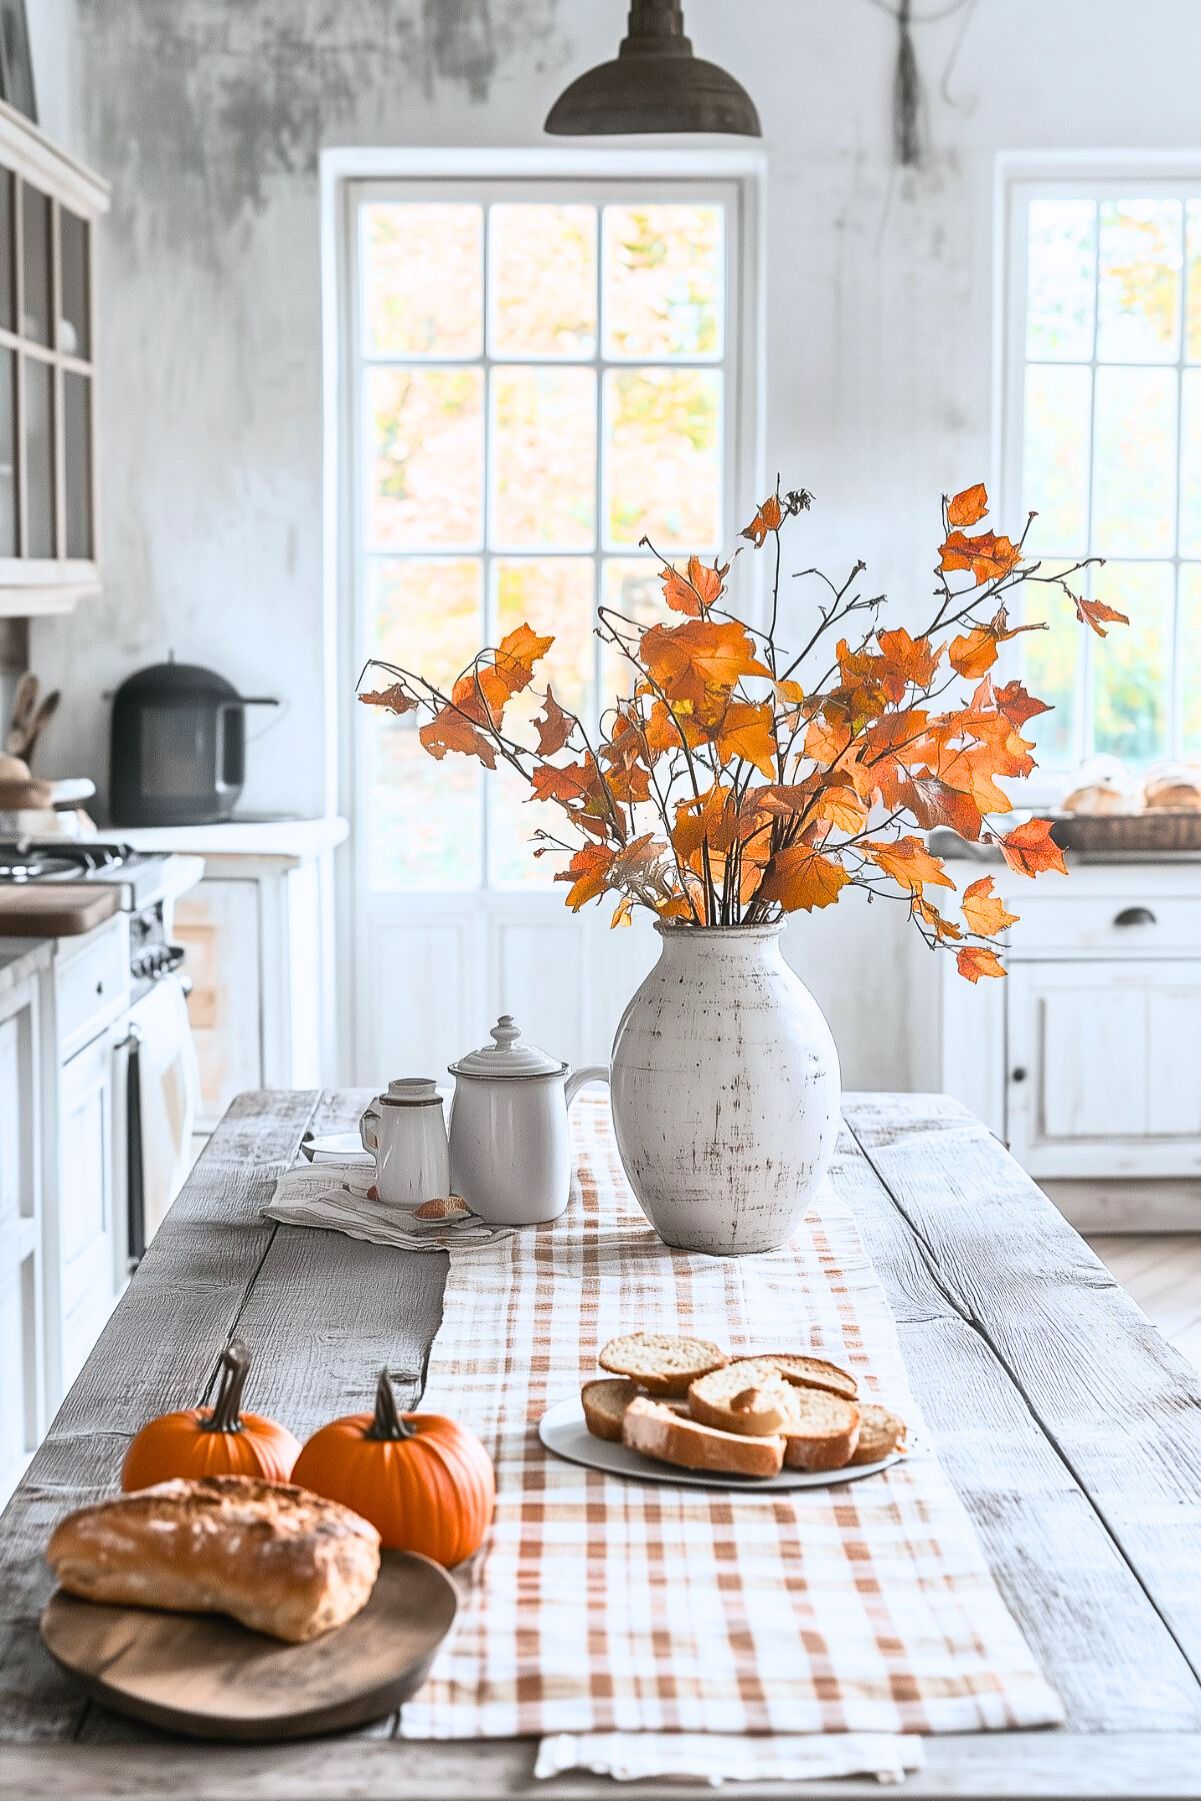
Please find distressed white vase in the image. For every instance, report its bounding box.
[609,923,840,1255]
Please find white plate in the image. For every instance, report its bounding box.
[538,1396,905,1492]
[300,1132,373,1165]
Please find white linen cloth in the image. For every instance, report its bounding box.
[263,1157,516,1252]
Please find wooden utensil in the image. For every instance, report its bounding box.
[4,671,38,755]
[39,1548,458,1741]
[22,688,60,762]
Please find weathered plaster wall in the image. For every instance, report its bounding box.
[26,0,1201,1087]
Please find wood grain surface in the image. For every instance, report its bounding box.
[0,1088,1198,1796]
[0,884,119,936]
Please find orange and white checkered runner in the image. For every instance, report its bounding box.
[400,1095,1062,1769]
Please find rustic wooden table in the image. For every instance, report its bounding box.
[2,1090,1201,1800]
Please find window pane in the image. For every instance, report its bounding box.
[366,558,483,889]
[361,202,482,358]
[1091,366,1176,556]
[366,366,483,550]
[1096,199,1182,363]
[489,557,596,888]
[1180,369,1201,558]
[20,184,50,346]
[1092,562,1169,763]
[1021,583,1080,769]
[600,557,661,711]
[23,355,53,558]
[604,367,721,550]
[63,371,92,559]
[1179,565,1201,750]
[1025,199,1096,361]
[603,204,723,360]
[59,208,89,358]
[1187,201,1201,363]
[489,204,596,359]
[1021,364,1090,553]
[489,366,596,550]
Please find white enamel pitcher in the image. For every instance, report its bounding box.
[447,1015,606,1225]
[359,1077,451,1210]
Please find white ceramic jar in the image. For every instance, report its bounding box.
[447,1016,605,1225]
[359,1077,450,1210]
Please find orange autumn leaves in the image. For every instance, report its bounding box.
[359,479,1121,980]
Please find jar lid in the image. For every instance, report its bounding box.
[379,1077,443,1107]
[449,1015,566,1079]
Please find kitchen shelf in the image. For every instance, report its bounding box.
[0,101,109,617]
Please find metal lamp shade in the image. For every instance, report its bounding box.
[544,0,761,138]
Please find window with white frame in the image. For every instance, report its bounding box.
[347,178,744,890]
[1004,179,1201,774]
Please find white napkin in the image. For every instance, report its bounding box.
[263,1159,517,1252]
[534,1732,924,1785]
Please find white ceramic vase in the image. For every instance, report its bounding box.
[609,923,840,1255]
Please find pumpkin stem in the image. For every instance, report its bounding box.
[366,1368,417,1441]
[203,1339,251,1434]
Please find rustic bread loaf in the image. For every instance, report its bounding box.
[598,1331,727,1397]
[687,1359,798,1436]
[46,1475,381,1643]
[758,1352,858,1401]
[581,1377,640,1442]
[779,1390,862,1471]
[622,1396,784,1477]
[848,1403,908,1466]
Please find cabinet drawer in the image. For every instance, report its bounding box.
[56,917,129,1058]
[1009,892,1201,958]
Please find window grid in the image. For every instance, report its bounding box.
[350,179,737,891]
[1011,185,1201,772]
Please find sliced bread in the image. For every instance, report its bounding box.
[759,1352,858,1401]
[687,1359,798,1436]
[598,1331,727,1397]
[848,1403,907,1466]
[622,1396,784,1478]
[581,1377,639,1443]
[779,1389,861,1471]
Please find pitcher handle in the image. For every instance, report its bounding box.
[566,1065,609,1108]
[359,1100,381,1154]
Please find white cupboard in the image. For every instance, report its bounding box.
[0,957,47,1504]
[55,1027,120,1392]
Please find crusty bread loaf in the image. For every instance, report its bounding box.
[848,1403,908,1466]
[779,1389,861,1472]
[582,1377,639,1442]
[598,1331,727,1397]
[1144,773,1201,812]
[413,1196,468,1220]
[622,1396,784,1477]
[1062,780,1134,816]
[687,1359,798,1436]
[46,1475,381,1644]
[758,1352,858,1401]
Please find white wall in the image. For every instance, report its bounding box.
[27,0,1201,1087]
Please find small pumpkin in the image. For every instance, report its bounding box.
[121,1339,301,1491]
[291,1369,495,1567]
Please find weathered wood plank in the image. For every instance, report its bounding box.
[844,1092,1201,1693]
[6,1731,1201,1801]
[0,1089,322,1742]
[829,1126,1201,1732]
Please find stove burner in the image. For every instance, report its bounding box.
[0,840,133,883]
[0,854,81,881]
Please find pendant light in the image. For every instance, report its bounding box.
[544,0,761,138]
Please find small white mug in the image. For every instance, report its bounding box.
[359,1077,451,1211]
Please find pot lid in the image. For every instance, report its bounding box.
[450,1015,565,1079]
[379,1077,443,1107]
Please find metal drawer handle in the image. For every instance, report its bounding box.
[1113,905,1156,928]
[1010,1067,1027,1084]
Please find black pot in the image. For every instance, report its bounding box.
[109,659,278,827]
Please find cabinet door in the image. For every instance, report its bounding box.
[173,879,262,1129]
[57,1030,118,1394]
[0,995,40,1504]
[1007,960,1201,1178]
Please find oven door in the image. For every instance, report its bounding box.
[124,972,200,1264]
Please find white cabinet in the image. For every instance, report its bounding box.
[56,1027,120,1392]
[0,959,47,1504]
[172,878,262,1128]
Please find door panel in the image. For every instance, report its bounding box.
[58,1030,117,1392]
[174,879,262,1128]
[1008,959,1201,1177]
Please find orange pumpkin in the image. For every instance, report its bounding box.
[122,1339,301,1491]
[291,1369,494,1566]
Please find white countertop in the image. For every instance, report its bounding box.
[115,816,349,860]
[0,934,53,1002]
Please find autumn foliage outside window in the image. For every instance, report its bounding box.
[360,482,1127,981]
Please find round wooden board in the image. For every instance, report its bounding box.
[539,1396,906,1491]
[39,1549,458,1742]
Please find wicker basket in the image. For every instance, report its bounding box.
[1048,809,1201,855]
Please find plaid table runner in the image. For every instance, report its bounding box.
[399,1095,1062,1776]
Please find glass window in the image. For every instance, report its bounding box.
[1013,184,1201,768]
[352,185,737,890]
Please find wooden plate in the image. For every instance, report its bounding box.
[539,1396,907,1491]
[39,1549,458,1742]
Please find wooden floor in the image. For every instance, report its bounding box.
[1088,1234,1201,1372]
